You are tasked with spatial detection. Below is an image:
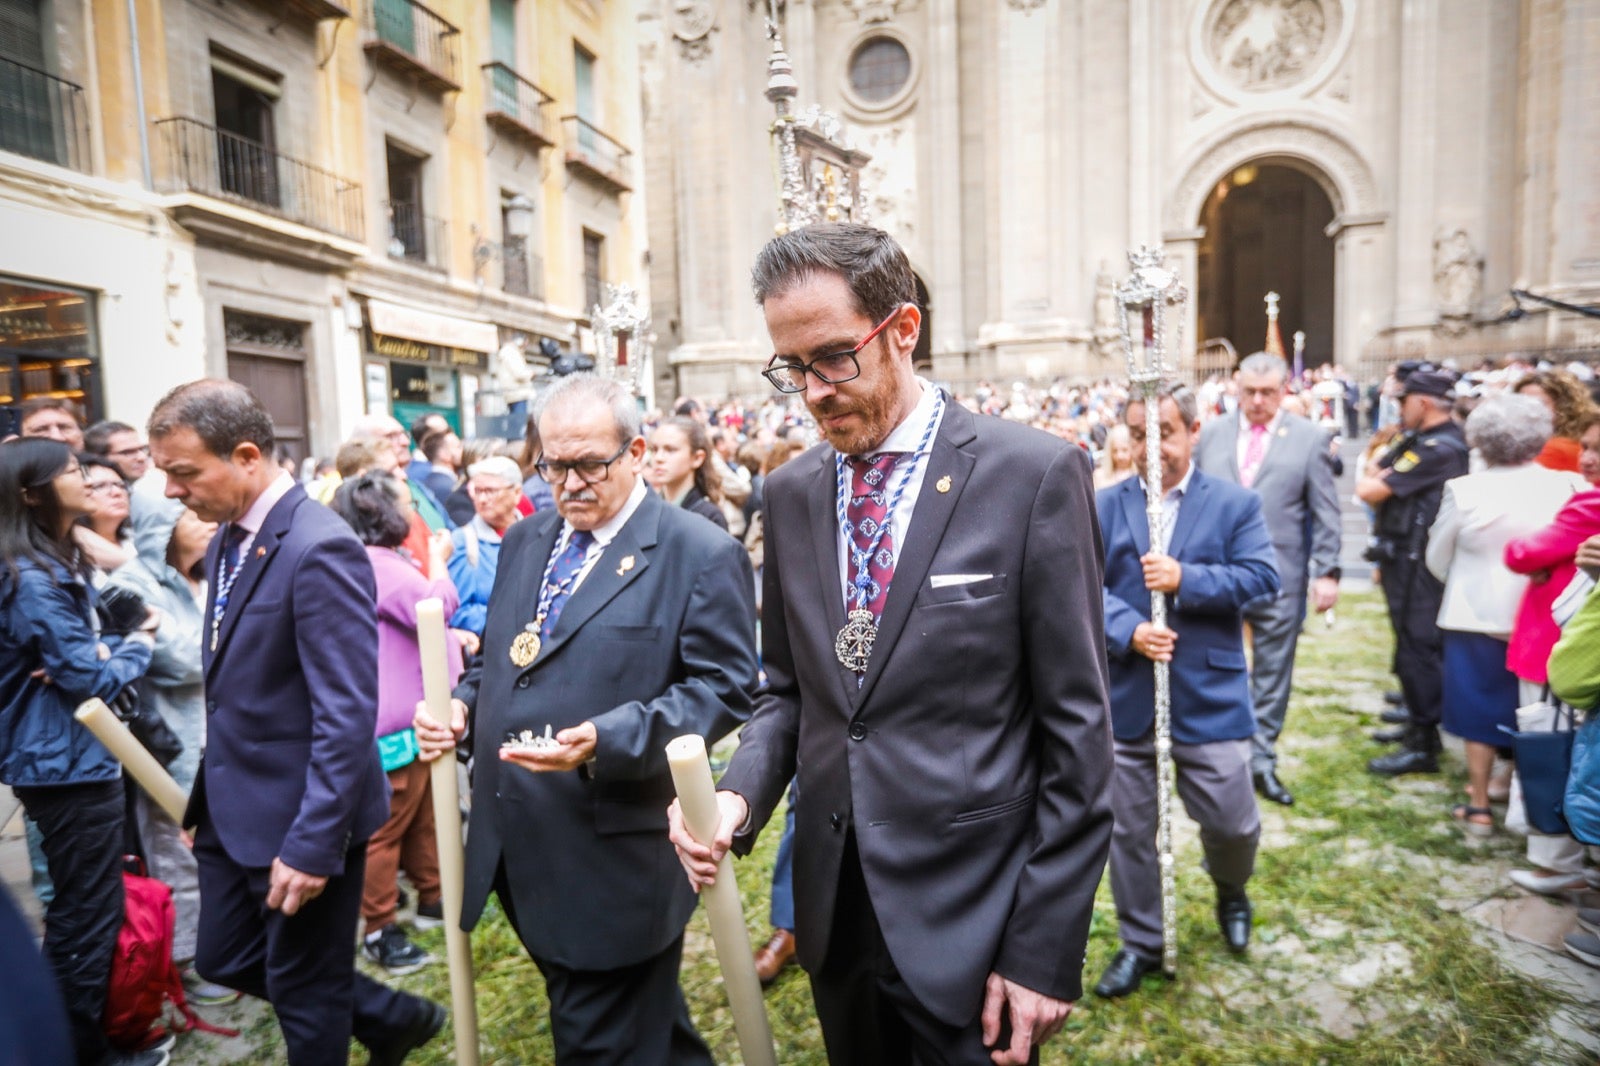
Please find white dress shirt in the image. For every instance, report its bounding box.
[553,477,649,595]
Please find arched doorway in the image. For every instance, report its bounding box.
[912,273,932,372]
[1196,163,1335,369]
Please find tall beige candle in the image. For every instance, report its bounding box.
[75,698,188,824]
[666,734,778,1066]
[415,598,480,1066]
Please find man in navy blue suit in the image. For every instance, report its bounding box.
[149,380,443,1065]
[1092,383,1280,1000]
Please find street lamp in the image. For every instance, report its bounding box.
[472,193,536,283]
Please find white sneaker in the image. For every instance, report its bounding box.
[1509,868,1588,895]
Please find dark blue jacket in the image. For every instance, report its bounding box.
[1098,467,1280,744]
[191,485,390,876]
[0,557,152,786]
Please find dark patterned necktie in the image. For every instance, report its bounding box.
[845,453,903,622]
[539,529,596,640]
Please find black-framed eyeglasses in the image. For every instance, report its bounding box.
[534,441,632,485]
[761,307,901,394]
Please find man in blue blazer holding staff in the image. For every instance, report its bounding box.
[1093,382,1280,999]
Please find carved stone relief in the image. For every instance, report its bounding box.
[1433,228,1483,333]
[859,123,915,244]
[1006,0,1046,12]
[672,0,716,63]
[846,0,916,23]
[1092,266,1121,361]
[1208,0,1329,92]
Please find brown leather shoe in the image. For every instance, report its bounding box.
[753,929,796,985]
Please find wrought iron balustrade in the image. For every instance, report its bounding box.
[0,55,90,171]
[560,115,632,194]
[483,63,554,149]
[385,199,448,270]
[154,117,363,241]
[364,0,461,92]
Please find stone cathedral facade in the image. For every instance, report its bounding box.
[638,0,1600,398]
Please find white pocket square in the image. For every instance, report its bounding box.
[930,573,993,589]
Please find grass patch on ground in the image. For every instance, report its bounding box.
[212,591,1592,1065]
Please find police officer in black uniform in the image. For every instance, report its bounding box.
[1356,364,1470,775]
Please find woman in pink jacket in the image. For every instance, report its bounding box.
[1504,472,1600,895]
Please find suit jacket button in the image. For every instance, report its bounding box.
[829,812,842,831]
[848,722,867,741]
[515,675,530,690]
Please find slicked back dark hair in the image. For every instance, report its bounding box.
[147,379,275,459]
[331,473,410,549]
[751,223,917,324]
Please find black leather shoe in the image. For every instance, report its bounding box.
[366,1000,446,1066]
[1383,689,1404,706]
[1093,949,1164,998]
[1368,748,1439,776]
[1217,893,1252,953]
[1380,706,1412,724]
[1371,725,1408,744]
[1254,770,1294,806]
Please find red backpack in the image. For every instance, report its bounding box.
[104,858,238,1050]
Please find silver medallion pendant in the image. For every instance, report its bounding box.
[835,608,877,673]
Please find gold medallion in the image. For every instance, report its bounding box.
[935,474,952,494]
[509,629,541,667]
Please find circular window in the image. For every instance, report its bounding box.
[848,37,911,104]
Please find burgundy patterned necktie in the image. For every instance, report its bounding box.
[845,453,902,622]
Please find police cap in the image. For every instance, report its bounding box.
[1398,364,1458,401]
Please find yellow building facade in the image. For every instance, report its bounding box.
[0,0,647,455]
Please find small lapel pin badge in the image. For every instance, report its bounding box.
[616,555,636,577]
[255,546,266,558]
[935,474,952,494]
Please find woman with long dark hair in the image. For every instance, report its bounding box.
[0,437,160,1066]
[647,415,727,530]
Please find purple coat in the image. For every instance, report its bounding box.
[368,546,462,740]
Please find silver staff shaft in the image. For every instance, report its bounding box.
[1117,245,1187,980]
[1137,378,1179,978]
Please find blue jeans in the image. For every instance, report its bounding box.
[770,783,797,932]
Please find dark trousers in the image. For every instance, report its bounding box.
[192,822,427,1066]
[1382,558,1446,751]
[495,867,713,1066]
[810,836,1030,1066]
[14,779,125,1066]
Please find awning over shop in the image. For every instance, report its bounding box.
[365,298,498,353]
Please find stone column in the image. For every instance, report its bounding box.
[1391,0,1439,330]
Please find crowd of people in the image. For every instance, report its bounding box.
[0,221,1595,1066]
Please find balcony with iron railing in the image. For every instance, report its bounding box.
[560,115,631,195]
[363,0,461,93]
[482,63,554,151]
[154,117,364,242]
[0,55,91,172]
[385,199,448,271]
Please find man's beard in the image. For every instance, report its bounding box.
[811,397,896,457]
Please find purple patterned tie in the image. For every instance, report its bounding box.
[846,454,902,621]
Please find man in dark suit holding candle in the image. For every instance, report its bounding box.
[414,374,759,1065]
[668,224,1115,1066]
[148,380,443,1066]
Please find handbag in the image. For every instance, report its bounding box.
[1565,712,1600,846]
[1502,692,1577,836]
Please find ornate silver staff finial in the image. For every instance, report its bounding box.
[1113,243,1189,980]
[590,282,651,396]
